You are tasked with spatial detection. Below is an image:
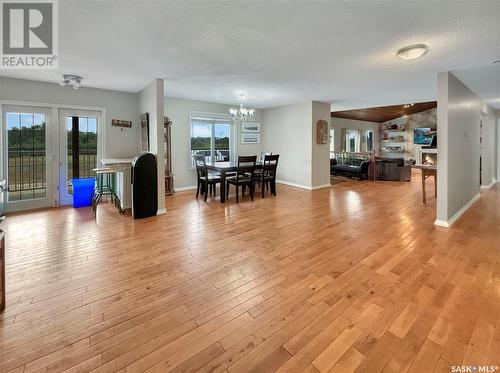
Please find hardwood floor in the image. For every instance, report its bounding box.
[0,175,499,373]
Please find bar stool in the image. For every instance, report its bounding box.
[91,168,121,214]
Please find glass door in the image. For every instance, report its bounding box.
[58,109,101,206]
[1,106,54,212]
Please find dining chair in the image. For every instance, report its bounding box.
[258,154,279,198]
[255,152,272,188]
[226,155,257,203]
[194,155,221,202]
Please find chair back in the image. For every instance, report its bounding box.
[263,154,279,179]
[236,155,257,181]
[194,155,208,179]
[259,152,272,163]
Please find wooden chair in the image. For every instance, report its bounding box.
[226,155,257,203]
[194,155,220,202]
[258,154,279,198]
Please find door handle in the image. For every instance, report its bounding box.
[60,162,65,166]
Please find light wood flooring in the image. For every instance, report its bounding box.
[0,175,499,373]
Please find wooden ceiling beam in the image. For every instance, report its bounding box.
[331,101,437,123]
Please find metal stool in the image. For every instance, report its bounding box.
[91,168,121,214]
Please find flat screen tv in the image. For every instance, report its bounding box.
[414,127,436,146]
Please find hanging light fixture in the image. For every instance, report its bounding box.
[229,94,255,121]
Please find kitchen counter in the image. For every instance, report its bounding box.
[100,159,133,210]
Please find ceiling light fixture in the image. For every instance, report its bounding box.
[59,74,83,89]
[396,43,428,60]
[229,94,255,122]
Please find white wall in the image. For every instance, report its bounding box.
[262,102,313,188]
[0,77,140,158]
[164,96,263,189]
[139,80,165,213]
[436,72,482,226]
[497,117,500,182]
[330,117,380,154]
[480,103,497,188]
[311,102,332,188]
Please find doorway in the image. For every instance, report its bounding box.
[58,109,101,206]
[1,106,55,212]
[1,105,103,212]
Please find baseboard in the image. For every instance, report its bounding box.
[174,185,197,192]
[276,180,312,190]
[434,193,481,228]
[311,183,332,190]
[480,178,497,189]
[157,208,167,215]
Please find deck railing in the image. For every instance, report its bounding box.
[191,148,230,163]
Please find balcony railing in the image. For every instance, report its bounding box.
[191,148,230,163]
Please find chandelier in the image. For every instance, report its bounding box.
[229,94,255,121]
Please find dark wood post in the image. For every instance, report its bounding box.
[72,116,80,179]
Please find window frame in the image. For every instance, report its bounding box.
[189,112,234,168]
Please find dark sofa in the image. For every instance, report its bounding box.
[330,154,370,180]
[371,157,411,181]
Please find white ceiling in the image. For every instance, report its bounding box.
[1,1,499,110]
[452,63,500,109]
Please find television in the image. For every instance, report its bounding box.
[414,127,436,146]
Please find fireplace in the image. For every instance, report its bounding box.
[422,152,437,166]
[416,146,437,166]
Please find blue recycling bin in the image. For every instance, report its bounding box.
[72,178,95,208]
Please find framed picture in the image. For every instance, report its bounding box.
[241,133,260,144]
[316,120,328,144]
[241,122,260,133]
[140,113,150,151]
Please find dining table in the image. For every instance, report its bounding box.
[206,161,262,203]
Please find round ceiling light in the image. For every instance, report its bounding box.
[396,43,428,60]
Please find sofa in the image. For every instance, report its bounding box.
[330,154,370,180]
[371,157,412,181]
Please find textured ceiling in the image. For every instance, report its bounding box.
[1,1,499,109]
[452,64,500,109]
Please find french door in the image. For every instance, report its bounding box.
[1,105,55,212]
[58,109,101,206]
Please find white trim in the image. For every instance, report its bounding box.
[434,193,481,228]
[480,178,497,189]
[276,180,312,190]
[157,208,167,215]
[174,185,197,192]
[311,183,332,190]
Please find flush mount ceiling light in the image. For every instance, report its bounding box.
[59,74,83,89]
[396,43,428,60]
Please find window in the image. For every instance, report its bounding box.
[366,130,374,152]
[65,116,98,194]
[346,130,360,152]
[190,113,233,165]
[6,112,47,201]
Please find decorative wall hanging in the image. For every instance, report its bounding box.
[140,113,150,152]
[241,133,260,144]
[111,119,132,129]
[241,122,260,133]
[316,120,329,144]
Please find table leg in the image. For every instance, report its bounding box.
[421,171,426,204]
[220,171,226,203]
[434,173,437,197]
